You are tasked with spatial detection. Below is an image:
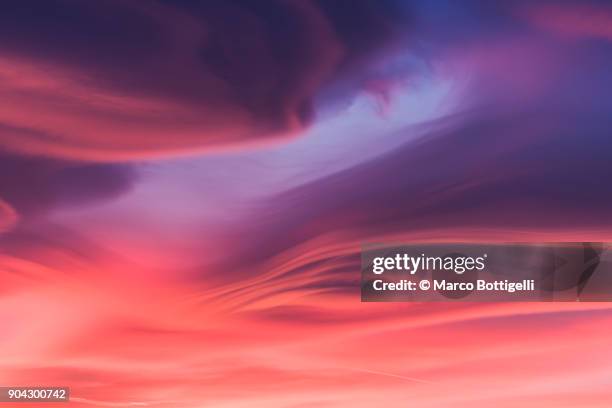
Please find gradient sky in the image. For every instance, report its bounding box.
[1,1,612,407]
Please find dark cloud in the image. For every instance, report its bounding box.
[0,0,411,160]
[0,151,136,222]
[2,0,611,162]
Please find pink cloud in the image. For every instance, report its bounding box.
[524,3,612,41]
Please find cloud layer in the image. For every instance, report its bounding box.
[2,1,612,407]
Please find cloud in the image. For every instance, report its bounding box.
[2,221,611,408]
[0,198,18,233]
[0,0,410,161]
[2,2,612,407]
[199,2,612,275]
[0,151,136,231]
[203,104,612,281]
[524,2,612,41]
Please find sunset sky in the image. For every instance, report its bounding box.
[1,1,612,406]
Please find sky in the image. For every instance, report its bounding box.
[1,0,612,406]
